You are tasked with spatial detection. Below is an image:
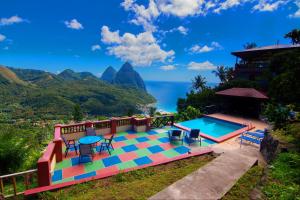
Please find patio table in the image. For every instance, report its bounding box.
[78,135,103,145]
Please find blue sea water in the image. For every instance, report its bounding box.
[145,81,217,112]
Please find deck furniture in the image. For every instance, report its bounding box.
[168,129,183,145]
[240,130,265,148]
[97,134,115,155]
[185,129,201,146]
[86,127,97,136]
[62,136,78,157]
[79,144,93,163]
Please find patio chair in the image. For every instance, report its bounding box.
[168,130,183,145]
[62,135,78,157]
[79,144,93,163]
[97,134,115,155]
[185,129,201,146]
[86,127,97,136]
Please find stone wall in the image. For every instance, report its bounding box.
[260,131,279,163]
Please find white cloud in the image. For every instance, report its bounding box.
[0,15,25,26]
[91,44,101,51]
[160,65,176,70]
[0,34,6,42]
[176,26,188,35]
[64,19,83,30]
[188,61,217,70]
[122,0,159,32]
[189,42,222,53]
[157,0,203,17]
[253,0,286,12]
[289,0,300,18]
[101,26,175,66]
[214,0,248,14]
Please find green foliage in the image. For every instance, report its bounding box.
[243,42,258,49]
[175,106,202,122]
[263,103,290,128]
[0,123,53,174]
[149,107,157,117]
[263,152,300,200]
[72,104,83,122]
[212,66,235,83]
[284,29,300,44]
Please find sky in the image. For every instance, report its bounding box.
[0,0,299,83]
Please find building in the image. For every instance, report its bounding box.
[231,44,300,81]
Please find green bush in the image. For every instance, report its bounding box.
[263,103,290,128]
[175,106,202,122]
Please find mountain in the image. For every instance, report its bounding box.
[101,66,117,83]
[0,65,155,119]
[103,62,146,91]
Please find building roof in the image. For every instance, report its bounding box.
[216,87,268,99]
[231,44,300,60]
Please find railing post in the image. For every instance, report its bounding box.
[170,115,174,126]
[111,118,117,134]
[85,121,93,128]
[146,117,151,131]
[54,124,63,162]
[37,158,51,186]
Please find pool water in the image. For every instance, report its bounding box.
[177,116,245,138]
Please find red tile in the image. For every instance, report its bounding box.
[147,135,158,140]
[62,165,85,179]
[126,134,138,139]
[93,152,110,160]
[148,153,168,162]
[118,152,139,162]
[159,143,175,150]
[112,141,127,148]
[135,142,150,149]
[96,165,119,175]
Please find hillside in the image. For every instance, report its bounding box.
[0,65,155,119]
[101,66,116,83]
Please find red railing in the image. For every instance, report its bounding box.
[93,120,111,129]
[116,117,132,126]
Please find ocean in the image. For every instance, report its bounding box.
[145,81,218,113]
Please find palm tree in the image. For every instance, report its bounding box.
[212,66,227,83]
[284,29,300,45]
[192,75,207,92]
[226,67,235,82]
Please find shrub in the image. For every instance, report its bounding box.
[263,103,290,128]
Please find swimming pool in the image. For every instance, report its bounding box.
[175,116,248,143]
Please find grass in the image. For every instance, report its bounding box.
[222,165,264,200]
[38,154,215,200]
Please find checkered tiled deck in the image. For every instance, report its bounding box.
[52,127,216,184]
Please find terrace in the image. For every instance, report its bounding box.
[0,114,262,198]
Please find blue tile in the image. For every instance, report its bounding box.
[127,130,137,134]
[136,137,149,142]
[122,144,138,152]
[71,156,92,166]
[158,137,170,143]
[148,145,164,154]
[114,136,127,142]
[102,156,122,167]
[147,130,158,135]
[174,146,190,154]
[134,156,153,166]
[74,171,96,180]
[52,170,62,182]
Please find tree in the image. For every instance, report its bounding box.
[73,104,83,122]
[284,29,300,45]
[192,75,207,92]
[212,66,227,83]
[225,67,235,82]
[243,42,257,49]
[149,107,157,117]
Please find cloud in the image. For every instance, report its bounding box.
[253,0,286,12]
[188,61,217,70]
[160,65,176,70]
[289,0,300,18]
[64,19,83,30]
[121,0,159,32]
[0,15,26,26]
[214,0,249,14]
[101,25,175,66]
[91,44,101,51]
[157,0,203,17]
[189,42,222,54]
[0,34,6,42]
